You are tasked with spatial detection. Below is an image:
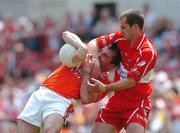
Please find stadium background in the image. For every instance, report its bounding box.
[0,0,180,132]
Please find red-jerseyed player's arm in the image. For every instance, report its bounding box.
[105,77,136,92]
[104,49,157,92]
[88,77,136,93]
[128,48,157,83]
[96,32,125,48]
[88,49,157,92]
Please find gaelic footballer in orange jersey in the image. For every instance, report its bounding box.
[42,65,82,99]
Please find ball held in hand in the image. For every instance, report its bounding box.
[59,43,77,68]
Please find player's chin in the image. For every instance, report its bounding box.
[91,69,101,79]
[101,67,109,73]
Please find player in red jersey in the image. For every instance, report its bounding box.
[76,9,157,133]
[16,31,121,133]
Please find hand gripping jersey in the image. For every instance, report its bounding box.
[97,32,157,101]
[95,68,121,102]
[42,65,83,99]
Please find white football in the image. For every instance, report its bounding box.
[59,43,77,68]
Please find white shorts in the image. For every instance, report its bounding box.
[18,86,74,127]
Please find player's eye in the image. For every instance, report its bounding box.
[121,26,125,29]
[102,53,108,58]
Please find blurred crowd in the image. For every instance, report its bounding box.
[0,4,180,133]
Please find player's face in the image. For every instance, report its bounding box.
[119,16,126,34]
[98,46,116,72]
[119,16,133,40]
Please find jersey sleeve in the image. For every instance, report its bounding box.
[96,32,125,48]
[127,49,157,83]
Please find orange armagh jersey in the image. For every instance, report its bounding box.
[41,65,83,99]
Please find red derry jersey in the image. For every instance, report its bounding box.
[42,65,82,99]
[100,67,150,113]
[95,68,121,102]
[96,32,157,101]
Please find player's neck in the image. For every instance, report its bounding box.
[130,31,142,47]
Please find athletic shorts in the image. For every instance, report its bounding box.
[95,98,151,132]
[17,86,74,127]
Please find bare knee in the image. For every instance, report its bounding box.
[92,122,117,133]
[16,119,40,133]
[44,127,60,133]
[43,114,64,133]
[126,123,145,133]
[44,123,63,133]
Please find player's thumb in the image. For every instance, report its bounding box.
[90,78,98,83]
[87,80,95,86]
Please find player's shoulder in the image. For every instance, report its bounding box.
[140,46,157,61]
[144,35,156,48]
[110,31,126,39]
[141,39,157,54]
[108,32,127,47]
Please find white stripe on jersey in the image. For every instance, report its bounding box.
[99,109,107,123]
[126,107,139,125]
[139,39,155,81]
[119,63,128,78]
[139,68,154,83]
[137,34,145,50]
[114,38,126,43]
[135,48,142,65]
[126,99,145,125]
[107,67,117,83]
[141,99,144,108]
[139,48,142,56]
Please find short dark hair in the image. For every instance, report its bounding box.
[119,9,144,30]
[108,43,121,66]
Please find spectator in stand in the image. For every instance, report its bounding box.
[0,11,16,47]
[76,12,94,42]
[92,7,118,35]
[43,16,60,52]
[142,3,156,35]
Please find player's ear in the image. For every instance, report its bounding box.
[133,24,139,30]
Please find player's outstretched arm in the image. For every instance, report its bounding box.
[88,77,136,93]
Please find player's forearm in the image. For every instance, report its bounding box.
[80,72,99,104]
[62,31,87,49]
[87,40,101,78]
[105,78,136,92]
[87,39,98,55]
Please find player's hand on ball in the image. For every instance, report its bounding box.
[83,54,95,73]
[87,78,106,93]
[72,47,87,68]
